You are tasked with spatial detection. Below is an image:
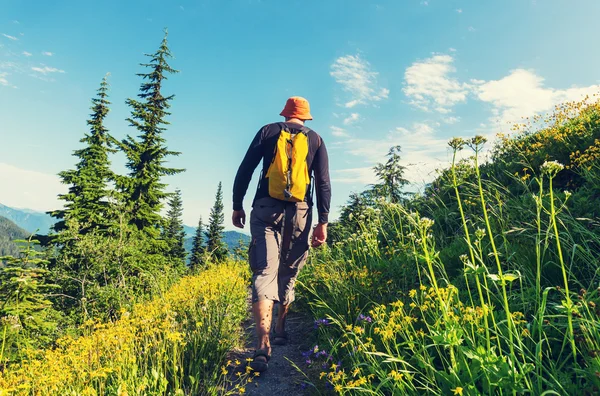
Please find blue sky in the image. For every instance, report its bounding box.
[1,0,600,228]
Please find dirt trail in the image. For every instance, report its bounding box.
[228,298,316,395]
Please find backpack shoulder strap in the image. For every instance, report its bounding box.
[298,125,311,135]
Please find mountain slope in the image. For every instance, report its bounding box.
[0,203,56,235]
[0,215,30,257]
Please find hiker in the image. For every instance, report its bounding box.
[232,96,331,372]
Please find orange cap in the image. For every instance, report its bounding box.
[280,96,313,120]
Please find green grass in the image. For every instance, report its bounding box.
[297,129,600,394]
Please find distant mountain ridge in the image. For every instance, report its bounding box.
[0,215,30,257]
[0,203,56,235]
[0,203,250,253]
[183,231,251,255]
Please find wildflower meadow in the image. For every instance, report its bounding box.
[0,261,249,396]
[296,96,600,395]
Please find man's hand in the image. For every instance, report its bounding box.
[311,223,328,248]
[232,210,246,229]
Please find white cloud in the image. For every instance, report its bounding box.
[330,54,389,108]
[22,51,32,57]
[42,51,53,56]
[468,26,476,32]
[443,116,460,124]
[0,72,9,86]
[456,8,463,13]
[343,113,361,125]
[31,66,66,75]
[421,1,429,5]
[475,69,600,125]
[2,33,18,41]
[0,163,64,212]
[335,121,455,186]
[330,126,348,137]
[332,167,376,184]
[403,54,470,113]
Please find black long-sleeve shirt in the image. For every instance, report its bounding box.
[233,122,331,224]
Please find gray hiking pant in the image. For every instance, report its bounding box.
[249,197,312,305]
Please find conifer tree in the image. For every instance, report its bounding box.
[51,75,116,234]
[0,238,59,356]
[118,29,183,237]
[189,216,206,270]
[205,182,228,261]
[372,145,409,203]
[163,189,186,262]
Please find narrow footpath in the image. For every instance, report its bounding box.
[228,297,318,395]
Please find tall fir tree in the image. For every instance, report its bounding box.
[51,75,116,234]
[189,216,206,270]
[205,182,228,261]
[162,189,186,262]
[0,238,59,357]
[372,145,409,204]
[118,29,184,237]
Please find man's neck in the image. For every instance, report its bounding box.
[285,118,305,125]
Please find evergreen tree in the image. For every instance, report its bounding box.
[189,216,206,270]
[205,182,227,261]
[163,189,186,262]
[0,238,59,359]
[372,145,410,203]
[51,75,116,234]
[118,29,184,237]
[233,237,249,261]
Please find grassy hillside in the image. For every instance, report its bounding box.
[296,97,600,395]
[0,215,30,257]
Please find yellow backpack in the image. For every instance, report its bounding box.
[265,127,310,202]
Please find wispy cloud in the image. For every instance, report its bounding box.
[330,54,389,108]
[330,126,348,137]
[468,26,476,32]
[42,51,54,56]
[0,72,10,86]
[456,8,463,13]
[403,54,470,113]
[334,121,453,185]
[443,116,460,124]
[31,66,65,75]
[332,167,376,184]
[343,113,361,125]
[179,5,185,10]
[2,33,18,41]
[22,51,32,57]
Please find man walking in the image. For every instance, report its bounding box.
[232,96,331,372]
